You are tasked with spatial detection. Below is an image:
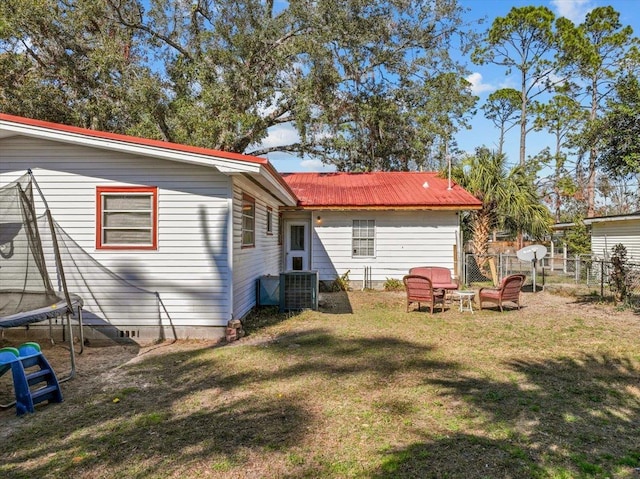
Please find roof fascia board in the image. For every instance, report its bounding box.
[258,166,297,205]
[583,214,640,225]
[551,222,576,230]
[0,119,261,174]
[282,205,482,211]
[242,168,297,206]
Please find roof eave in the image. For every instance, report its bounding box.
[285,204,483,211]
[0,118,264,174]
[583,214,640,225]
[0,114,297,206]
[249,165,298,206]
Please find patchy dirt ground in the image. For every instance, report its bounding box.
[1,288,637,430]
[0,288,638,479]
[320,286,638,323]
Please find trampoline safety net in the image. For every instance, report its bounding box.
[1,173,166,336]
[0,173,59,317]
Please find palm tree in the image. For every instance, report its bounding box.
[450,148,552,271]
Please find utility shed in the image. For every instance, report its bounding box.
[583,212,640,262]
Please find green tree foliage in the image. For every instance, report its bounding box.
[472,6,559,167]
[593,73,640,178]
[481,88,520,156]
[556,6,639,216]
[561,217,591,255]
[291,1,477,171]
[533,94,588,221]
[450,147,552,265]
[0,0,148,131]
[0,0,477,171]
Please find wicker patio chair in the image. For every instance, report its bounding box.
[478,274,526,312]
[403,275,446,314]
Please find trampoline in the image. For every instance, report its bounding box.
[1,172,84,408]
[0,291,84,381]
[0,291,83,327]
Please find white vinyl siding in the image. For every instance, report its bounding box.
[0,136,233,335]
[310,210,459,282]
[590,219,640,262]
[232,177,284,320]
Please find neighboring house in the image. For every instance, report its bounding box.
[583,212,640,263]
[0,114,481,340]
[281,172,482,288]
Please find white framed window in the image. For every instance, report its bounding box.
[242,194,255,247]
[96,186,157,250]
[352,220,375,257]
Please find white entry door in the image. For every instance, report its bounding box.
[285,221,309,271]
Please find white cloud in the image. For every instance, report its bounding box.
[258,123,300,149]
[550,0,594,24]
[498,77,517,90]
[270,154,334,173]
[300,158,335,172]
[466,72,495,95]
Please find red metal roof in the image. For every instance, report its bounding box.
[0,113,298,201]
[282,172,482,210]
[0,113,267,165]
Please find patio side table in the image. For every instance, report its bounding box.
[452,291,475,313]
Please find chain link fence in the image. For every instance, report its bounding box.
[464,253,640,301]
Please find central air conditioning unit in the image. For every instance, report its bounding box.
[257,275,280,306]
[279,271,319,312]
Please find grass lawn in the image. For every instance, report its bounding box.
[1,290,639,478]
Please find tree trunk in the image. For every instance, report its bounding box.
[586,147,597,217]
[519,71,527,167]
[471,210,492,274]
[586,76,598,217]
[554,127,562,222]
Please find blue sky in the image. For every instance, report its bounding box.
[264,0,640,174]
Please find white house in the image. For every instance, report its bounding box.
[281,172,482,288]
[0,113,297,340]
[1,114,481,341]
[583,212,640,263]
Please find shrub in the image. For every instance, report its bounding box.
[332,270,350,291]
[384,277,404,291]
[609,243,631,303]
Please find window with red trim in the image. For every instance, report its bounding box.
[96,186,158,250]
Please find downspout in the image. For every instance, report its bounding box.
[457,213,463,284]
[227,180,234,321]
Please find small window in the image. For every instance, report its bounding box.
[352,219,375,257]
[96,186,157,250]
[290,224,305,250]
[242,194,255,247]
[266,207,273,235]
[277,211,283,245]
